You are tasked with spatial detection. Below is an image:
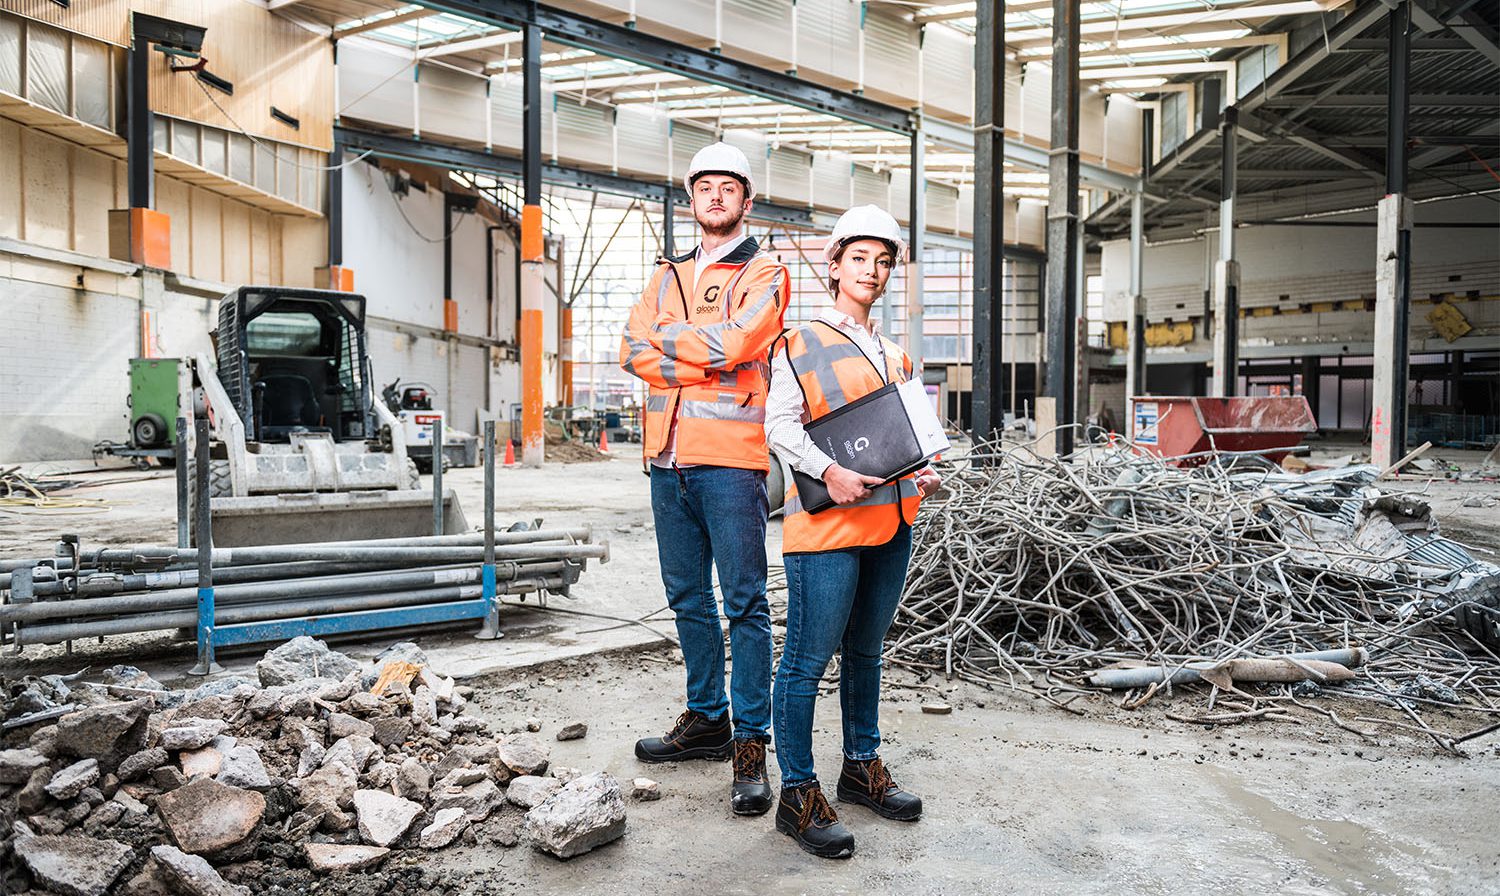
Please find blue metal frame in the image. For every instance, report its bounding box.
[210,600,491,647]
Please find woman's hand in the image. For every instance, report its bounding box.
[824,464,884,505]
[914,467,941,498]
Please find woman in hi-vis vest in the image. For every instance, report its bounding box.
[764,205,942,859]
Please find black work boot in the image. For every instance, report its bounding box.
[774,781,855,859]
[836,756,923,821]
[730,737,773,816]
[634,709,733,763]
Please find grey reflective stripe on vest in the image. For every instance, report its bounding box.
[678,400,765,424]
[783,477,917,518]
[645,394,670,413]
[789,325,867,410]
[694,280,778,368]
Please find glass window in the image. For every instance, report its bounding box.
[247,312,325,356]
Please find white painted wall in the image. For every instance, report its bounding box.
[1098,194,1500,356]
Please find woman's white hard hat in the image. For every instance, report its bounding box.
[824,205,908,263]
[685,142,757,200]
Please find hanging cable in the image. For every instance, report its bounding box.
[190,76,373,172]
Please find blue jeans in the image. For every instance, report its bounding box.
[650,465,772,739]
[773,525,912,788]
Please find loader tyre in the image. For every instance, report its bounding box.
[405,458,422,490]
[208,460,233,498]
[1452,578,1500,653]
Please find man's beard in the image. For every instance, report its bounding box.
[698,207,745,238]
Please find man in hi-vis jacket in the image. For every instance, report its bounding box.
[619,142,789,817]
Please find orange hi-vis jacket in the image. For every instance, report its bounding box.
[619,238,790,471]
[775,321,922,554]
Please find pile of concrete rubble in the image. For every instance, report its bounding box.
[0,637,631,896]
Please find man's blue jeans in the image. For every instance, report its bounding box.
[649,465,772,740]
[773,524,912,787]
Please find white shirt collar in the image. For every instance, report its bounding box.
[695,231,750,267]
[817,306,882,340]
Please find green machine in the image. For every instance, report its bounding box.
[94,358,188,466]
[128,357,186,449]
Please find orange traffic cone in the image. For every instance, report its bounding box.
[502,439,516,467]
[598,427,610,453]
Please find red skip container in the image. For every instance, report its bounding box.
[1128,396,1317,466]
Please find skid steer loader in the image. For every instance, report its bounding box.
[187,286,466,546]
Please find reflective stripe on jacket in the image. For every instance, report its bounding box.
[619,237,789,471]
[775,320,921,553]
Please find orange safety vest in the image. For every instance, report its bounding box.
[635,240,787,471]
[777,321,922,554]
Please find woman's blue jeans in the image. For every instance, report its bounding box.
[773,524,912,787]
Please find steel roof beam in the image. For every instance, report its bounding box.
[408,0,914,134]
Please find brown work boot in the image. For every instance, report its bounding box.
[836,756,922,821]
[634,709,733,762]
[774,781,855,859]
[730,737,772,816]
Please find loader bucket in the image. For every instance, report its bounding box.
[201,490,468,547]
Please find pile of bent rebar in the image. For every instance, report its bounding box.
[890,439,1500,753]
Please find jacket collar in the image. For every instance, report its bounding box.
[662,236,760,266]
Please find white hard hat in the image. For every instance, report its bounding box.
[685,142,757,200]
[824,205,907,263]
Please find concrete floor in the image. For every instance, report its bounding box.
[3,451,1499,894]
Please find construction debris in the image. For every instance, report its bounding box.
[891,441,1500,752]
[0,637,622,890]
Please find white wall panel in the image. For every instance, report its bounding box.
[339,42,415,132]
[766,145,811,206]
[722,0,795,63]
[419,63,486,144]
[616,106,670,177]
[794,0,859,86]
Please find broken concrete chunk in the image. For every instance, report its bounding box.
[551,766,581,785]
[395,757,431,803]
[161,718,228,751]
[523,772,627,859]
[524,718,542,733]
[179,745,226,780]
[152,765,187,791]
[304,843,390,874]
[435,767,487,790]
[431,778,505,822]
[631,778,661,801]
[54,700,151,765]
[352,789,423,847]
[555,722,588,741]
[418,806,469,849]
[327,712,375,740]
[117,747,169,782]
[217,746,272,791]
[155,777,266,861]
[506,775,561,809]
[112,789,149,816]
[371,716,413,747]
[322,735,379,774]
[295,761,357,810]
[0,747,50,784]
[148,845,251,896]
[920,702,953,715]
[411,686,438,727]
[13,834,134,896]
[45,759,100,800]
[497,733,550,777]
[256,636,361,688]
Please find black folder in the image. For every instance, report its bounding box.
[789,381,927,515]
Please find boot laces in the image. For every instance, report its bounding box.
[796,785,838,832]
[733,740,766,782]
[664,709,699,742]
[863,758,896,796]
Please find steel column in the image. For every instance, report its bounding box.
[327,139,344,267]
[174,416,189,548]
[971,0,1005,451]
[1044,0,1081,455]
[430,417,445,535]
[1126,192,1146,418]
[476,420,501,639]
[1372,0,1413,469]
[520,23,546,467]
[126,32,153,209]
[189,417,220,676]
[906,121,925,371]
[663,191,674,257]
[1210,106,1240,397]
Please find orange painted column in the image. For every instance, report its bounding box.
[521,204,546,467]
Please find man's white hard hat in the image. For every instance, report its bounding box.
[685,142,757,200]
[824,204,907,264]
